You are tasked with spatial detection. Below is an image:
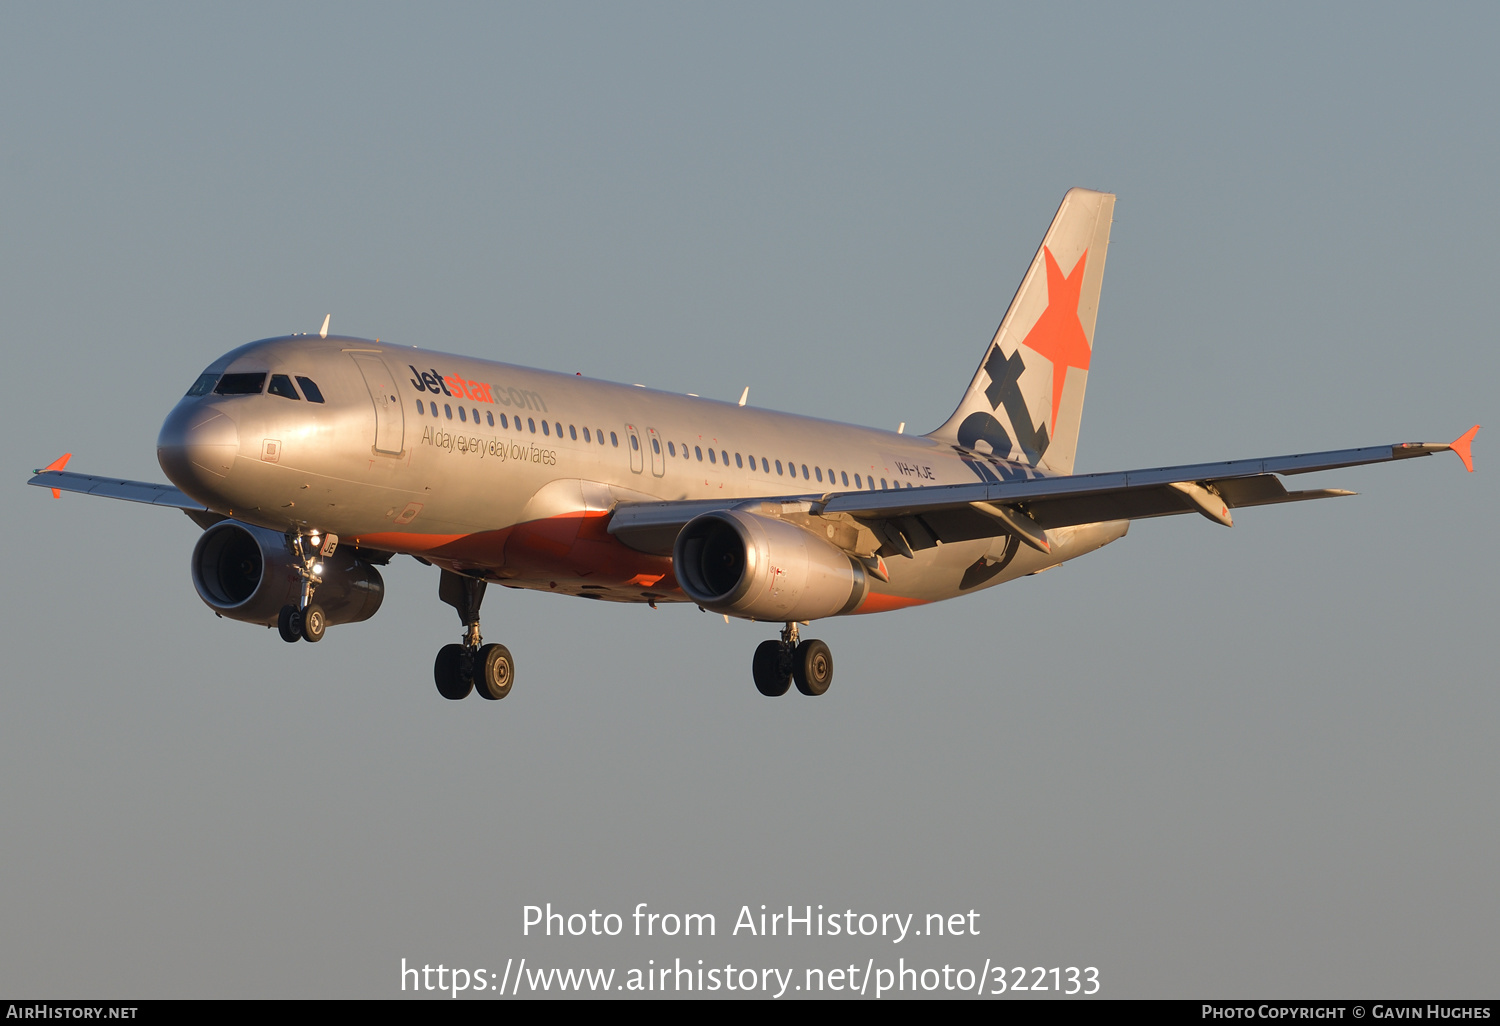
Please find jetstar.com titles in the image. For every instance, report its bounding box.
[408,365,548,412]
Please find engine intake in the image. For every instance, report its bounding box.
[191,521,384,627]
[674,509,867,621]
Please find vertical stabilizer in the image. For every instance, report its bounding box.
[928,188,1114,475]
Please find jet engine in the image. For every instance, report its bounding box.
[673,509,868,622]
[190,521,385,627]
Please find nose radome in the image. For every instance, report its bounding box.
[158,405,240,496]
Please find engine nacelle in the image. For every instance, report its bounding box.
[673,509,868,621]
[191,521,385,627]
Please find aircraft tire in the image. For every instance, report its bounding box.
[474,643,514,700]
[434,644,473,700]
[752,640,792,696]
[793,639,833,696]
[277,605,302,644]
[300,603,327,643]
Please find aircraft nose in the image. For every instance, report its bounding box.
[158,404,240,497]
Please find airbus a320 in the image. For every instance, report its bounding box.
[29,189,1478,701]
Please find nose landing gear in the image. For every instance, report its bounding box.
[278,528,335,643]
[434,569,514,702]
[751,622,833,697]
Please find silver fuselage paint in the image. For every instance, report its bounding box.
[157,336,1127,613]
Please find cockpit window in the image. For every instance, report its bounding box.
[186,373,219,397]
[295,376,325,403]
[267,374,300,400]
[215,372,267,395]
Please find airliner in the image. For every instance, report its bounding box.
[28,189,1478,702]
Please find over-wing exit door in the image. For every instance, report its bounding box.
[646,427,665,477]
[625,424,643,473]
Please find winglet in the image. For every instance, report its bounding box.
[38,453,71,498]
[1449,425,1479,473]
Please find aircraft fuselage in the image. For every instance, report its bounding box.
[156,334,1124,611]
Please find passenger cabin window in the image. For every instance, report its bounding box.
[294,377,325,403]
[540,419,547,434]
[529,418,537,433]
[460,407,468,423]
[815,467,823,482]
[474,409,481,423]
[555,422,562,437]
[486,412,494,426]
[569,425,577,440]
[597,428,606,444]
[708,448,716,464]
[267,374,300,400]
[446,405,453,419]
[695,446,703,461]
[610,432,618,447]
[416,400,425,414]
[721,450,728,465]
[667,441,675,457]
[802,465,809,480]
[775,460,782,475]
[735,453,743,468]
[431,404,439,418]
[186,373,218,397]
[583,427,591,442]
[841,471,849,486]
[761,457,769,473]
[215,372,267,395]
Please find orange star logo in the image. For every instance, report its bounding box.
[1019,246,1090,434]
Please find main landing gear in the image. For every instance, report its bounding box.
[278,528,335,644]
[752,622,833,697]
[433,569,514,702]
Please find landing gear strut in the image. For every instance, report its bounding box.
[434,569,514,701]
[278,528,335,644]
[752,622,833,697]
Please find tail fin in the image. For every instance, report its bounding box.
[928,188,1115,475]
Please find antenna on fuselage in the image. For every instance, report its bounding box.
[319,314,330,339]
[738,387,749,407]
[897,422,905,434]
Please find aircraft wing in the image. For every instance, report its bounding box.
[609,429,1478,557]
[27,458,221,528]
